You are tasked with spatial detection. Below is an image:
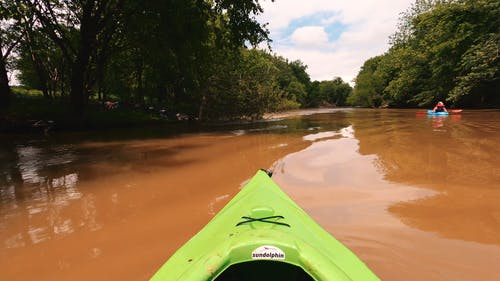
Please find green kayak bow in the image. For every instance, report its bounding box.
[150,170,380,281]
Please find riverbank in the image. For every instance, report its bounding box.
[263,107,348,119]
[0,92,319,134]
[2,93,487,134]
[0,109,165,134]
[0,93,188,134]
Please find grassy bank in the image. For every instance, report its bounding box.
[1,88,169,133]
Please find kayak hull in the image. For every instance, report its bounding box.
[150,170,380,280]
[427,110,449,116]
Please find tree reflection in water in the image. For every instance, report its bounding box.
[1,143,83,248]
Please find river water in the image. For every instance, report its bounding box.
[1,108,499,280]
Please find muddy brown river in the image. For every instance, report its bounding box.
[1,108,499,280]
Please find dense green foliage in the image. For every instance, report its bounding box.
[1,0,352,125]
[351,0,499,108]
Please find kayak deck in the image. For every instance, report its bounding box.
[150,170,380,280]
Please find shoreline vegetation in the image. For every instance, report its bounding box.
[0,88,497,135]
[1,0,498,134]
[0,91,338,134]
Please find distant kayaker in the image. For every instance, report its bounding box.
[432,101,448,113]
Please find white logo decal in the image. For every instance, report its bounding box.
[251,245,285,260]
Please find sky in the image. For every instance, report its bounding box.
[257,0,414,84]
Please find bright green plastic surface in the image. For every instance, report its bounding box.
[150,170,380,280]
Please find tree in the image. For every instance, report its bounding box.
[7,0,296,122]
[450,34,500,106]
[0,0,25,110]
[215,0,272,47]
[289,60,311,89]
[350,56,386,107]
[15,24,67,99]
[306,81,321,107]
[19,0,125,119]
[355,0,500,108]
[286,81,307,105]
[0,42,11,110]
[389,0,444,48]
[318,78,351,106]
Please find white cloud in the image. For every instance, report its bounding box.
[291,26,329,47]
[258,0,414,83]
[277,48,358,83]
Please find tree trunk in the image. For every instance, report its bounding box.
[198,94,207,121]
[135,61,144,106]
[69,1,97,120]
[0,47,11,110]
[70,56,87,119]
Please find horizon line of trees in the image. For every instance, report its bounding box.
[350,0,499,108]
[1,0,352,122]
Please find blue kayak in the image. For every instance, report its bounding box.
[427,110,448,116]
